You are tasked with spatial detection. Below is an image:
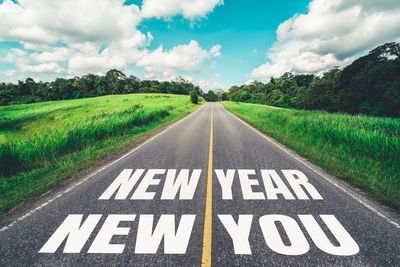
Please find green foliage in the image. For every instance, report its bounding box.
[223,101,400,208]
[225,42,400,117]
[219,92,228,101]
[0,70,202,106]
[190,90,199,104]
[204,90,218,102]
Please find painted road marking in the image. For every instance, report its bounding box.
[218,214,359,256]
[34,103,360,258]
[37,163,361,256]
[39,214,196,254]
[214,169,323,200]
[201,104,213,267]
[99,168,325,201]
[98,169,202,200]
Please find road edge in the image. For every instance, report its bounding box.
[219,103,400,229]
[0,103,206,232]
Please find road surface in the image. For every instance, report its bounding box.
[0,103,399,266]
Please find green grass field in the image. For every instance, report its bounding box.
[222,101,400,209]
[0,94,200,213]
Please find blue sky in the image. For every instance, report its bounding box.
[0,0,399,90]
[134,0,310,87]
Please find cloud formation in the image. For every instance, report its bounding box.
[0,0,222,83]
[250,0,400,82]
[0,0,144,45]
[137,41,221,80]
[194,78,223,91]
[141,0,223,19]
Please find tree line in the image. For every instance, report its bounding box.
[0,69,202,106]
[1,42,399,117]
[221,42,400,117]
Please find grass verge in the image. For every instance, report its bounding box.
[0,94,201,214]
[222,101,400,209]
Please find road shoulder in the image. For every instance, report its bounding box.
[0,104,205,230]
[219,103,400,229]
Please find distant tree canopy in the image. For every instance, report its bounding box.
[1,42,399,117]
[203,90,219,102]
[225,42,400,117]
[0,70,202,106]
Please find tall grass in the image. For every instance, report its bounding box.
[0,94,199,214]
[0,105,169,177]
[223,102,400,209]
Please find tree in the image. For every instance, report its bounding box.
[105,69,126,94]
[223,42,399,117]
[204,90,218,102]
[190,90,199,104]
[51,78,74,100]
[219,92,228,101]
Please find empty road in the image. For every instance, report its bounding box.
[0,103,399,266]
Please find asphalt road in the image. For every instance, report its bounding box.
[0,103,399,266]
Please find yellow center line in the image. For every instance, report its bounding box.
[201,104,214,267]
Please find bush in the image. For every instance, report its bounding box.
[0,144,21,176]
[190,90,199,104]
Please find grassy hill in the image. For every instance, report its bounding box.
[222,101,400,209]
[0,94,200,213]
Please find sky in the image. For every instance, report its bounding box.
[0,0,400,91]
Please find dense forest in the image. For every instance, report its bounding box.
[223,42,400,117]
[0,70,202,106]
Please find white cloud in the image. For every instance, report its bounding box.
[0,0,144,46]
[0,0,150,78]
[137,40,222,80]
[22,63,65,74]
[31,48,73,63]
[0,0,222,81]
[141,0,223,20]
[4,48,28,62]
[250,0,400,82]
[65,40,148,76]
[209,44,222,57]
[194,79,223,91]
